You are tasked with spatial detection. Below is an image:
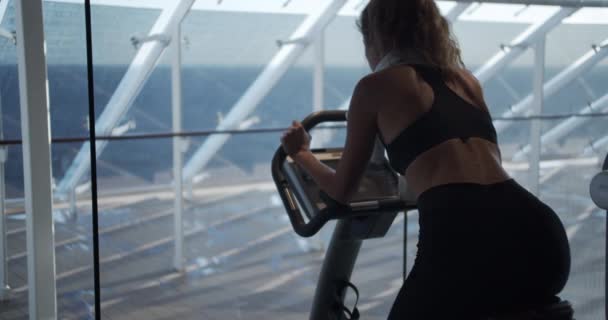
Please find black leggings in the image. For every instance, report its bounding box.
[388,179,571,319]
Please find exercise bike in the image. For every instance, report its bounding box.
[272,110,575,320]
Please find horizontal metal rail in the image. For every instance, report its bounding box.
[2,111,608,146]
[493,111,608,121]
[0,125,347,145]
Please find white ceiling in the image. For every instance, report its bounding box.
[45,0,608,24]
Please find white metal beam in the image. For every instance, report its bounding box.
[311,31,329,149]
[513,92,608,161]
[15,0,57,318]
[0,0,9,23]
[537,136,607,183]
[0,51,8,299]
[451,0,608,7]
[445,2,475,22]
[182,0,347,181]
[495,38,608,133]
[313,33,324,116]
[0,153,6,302]
[537,129,607,184]
[0,0,11,297]
[55,0,196,198]
[529,38,545,195]
[0,107,8,300]
[171,24,184,272]
[583,135,608,156]
[473,7,576,84]
[0,0,16,45]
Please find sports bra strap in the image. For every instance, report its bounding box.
[407,64,445,89]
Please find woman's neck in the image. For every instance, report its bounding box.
[374,49,427,72]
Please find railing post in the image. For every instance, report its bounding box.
[0,145,9,301]
[313,32,324,115]
[0,71,10,301]
[311,30,331,150]
[15,0,58,318]
[307,31,327,251]
[311,29,331,148]
[529,37,546,195]
[69,188,77,219]
[171,24,184,271]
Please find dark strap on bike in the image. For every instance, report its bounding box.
[334,280,360,320]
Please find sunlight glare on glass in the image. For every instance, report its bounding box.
[42,0,608,24]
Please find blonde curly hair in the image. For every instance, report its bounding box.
[357,0,465,79]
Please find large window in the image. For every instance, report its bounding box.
[1,1,607,319]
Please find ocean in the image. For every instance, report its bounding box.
[1,64,607,197]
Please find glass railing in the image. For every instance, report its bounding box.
[1,1,608,319]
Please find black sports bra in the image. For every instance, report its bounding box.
[379,64,498,174]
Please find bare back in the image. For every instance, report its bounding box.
[374,65,510,197]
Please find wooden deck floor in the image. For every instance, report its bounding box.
[0,172,605,320]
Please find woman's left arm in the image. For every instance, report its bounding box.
[282,78,378,204]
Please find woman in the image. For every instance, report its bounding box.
[281,0,571,319]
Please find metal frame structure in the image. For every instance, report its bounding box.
[473,7,577,84]
[513,92,608,161]
[14,0,57,318]
[2,0,608,317]
[445,2,474,21]
[495,38,608,134]
[584,135,608,157]
[55,0,196,199]
[181,0,348,181]
[42,0,604,208]
[0,0,9,22]
[0,0,15,45]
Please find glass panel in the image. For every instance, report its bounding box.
[1,0,99,317]
[43,2,94,318]
[323,15,369,109]
[42,0,96,318]
[180,10,306,132]
[0,1,28,317]
[0,145,28,318]
[87,3,164,319]
[90,4,311,319]
[94,132,322,319]
[497,20,608,318]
